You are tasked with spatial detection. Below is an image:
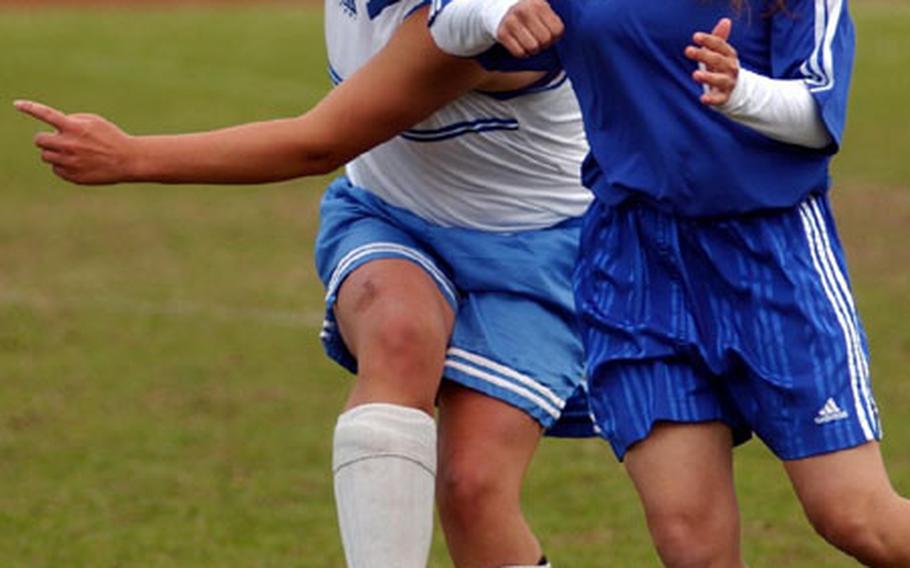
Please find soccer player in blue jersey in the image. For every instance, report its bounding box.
[16,5,592,566]
[431,0,910,566]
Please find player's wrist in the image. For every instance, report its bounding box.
[121,136,152,182]
[482,0,521,39]
[430,0,518,56]
[717,66,751,116]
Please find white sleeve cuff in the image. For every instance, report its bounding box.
[717,67,833,150]
[429,0,520,57]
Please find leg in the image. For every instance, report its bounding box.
[332,259,455,568]
[624,422,747,568]
[436,383,545,568]
[784,442,910,567]
[336,258,455,414]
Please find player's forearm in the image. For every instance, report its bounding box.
[718,68,832,149]
[128,117,343,184]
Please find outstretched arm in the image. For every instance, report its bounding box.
[15,8,492,186]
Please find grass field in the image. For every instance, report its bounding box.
[1,3,909,566]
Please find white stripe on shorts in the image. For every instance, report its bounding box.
[806,198,879,433]
[798,198,875,441]
[325,242,458,306]
[445,347,565,419]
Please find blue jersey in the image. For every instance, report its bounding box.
[446,0,855,217]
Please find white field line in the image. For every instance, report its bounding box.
[0,289,324,329]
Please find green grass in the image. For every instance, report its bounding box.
[1,4,908,567]
[833,2,910,186]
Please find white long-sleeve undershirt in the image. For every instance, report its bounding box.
[717,68,832,149]
[429,0,514,56]
[429,0,832,149]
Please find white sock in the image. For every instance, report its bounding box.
[333,403,437,568]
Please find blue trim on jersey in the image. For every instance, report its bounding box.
[403,0,431,19]
[477,69,569,101]
[427,0,448,27]
[477,44,561,73]
[796,0,854,148]
[799,0,842,93]
[366,0,403,19]
[401,117,519,142]
[328,64,344,86]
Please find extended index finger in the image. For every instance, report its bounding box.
[13,100,70,131]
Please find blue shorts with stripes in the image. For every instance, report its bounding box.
[315,177,595,436]
[575,194,882,460]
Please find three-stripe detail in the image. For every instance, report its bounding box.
[800,0,845,94]
[798,196,879,440]
[445,347,566,419]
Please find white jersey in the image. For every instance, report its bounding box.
[324,0,591,232]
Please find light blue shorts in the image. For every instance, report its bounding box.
[315,177,593,435]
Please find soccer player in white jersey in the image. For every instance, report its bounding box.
[16,3,593,566]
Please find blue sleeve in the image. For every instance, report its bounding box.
[771,0,856,149]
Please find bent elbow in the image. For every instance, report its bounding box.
[298,146,347,177]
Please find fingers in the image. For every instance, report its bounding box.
[34,132,83,179]
[686,18,738,107]
[685,45,738,75]
[34,132,70,152]
[540,6,564,38]
[693,68,736,95]
[500,21,544,57]
[41,149,73,167]
[700,91,731,106]
[14,99,71,131]
[47,159,99,185]
[693,31,737,59]
[711,17,733,41]
[498,0,563,58]
[52,165,79,183]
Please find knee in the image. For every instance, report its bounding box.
[341,277,449,365]
[372,311,447,370]
[647,507,738,568]
[805,497,903,566]
[347,313,447,412]
[437,459,509,526]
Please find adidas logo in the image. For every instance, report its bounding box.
[814,398,849,425]
[340,0,357,17]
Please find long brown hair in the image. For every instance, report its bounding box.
[730,0,788,16]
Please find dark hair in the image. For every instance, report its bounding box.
[730,0,787,16]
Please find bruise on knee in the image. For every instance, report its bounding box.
[333,259,455,364]
[342,276,381,315]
